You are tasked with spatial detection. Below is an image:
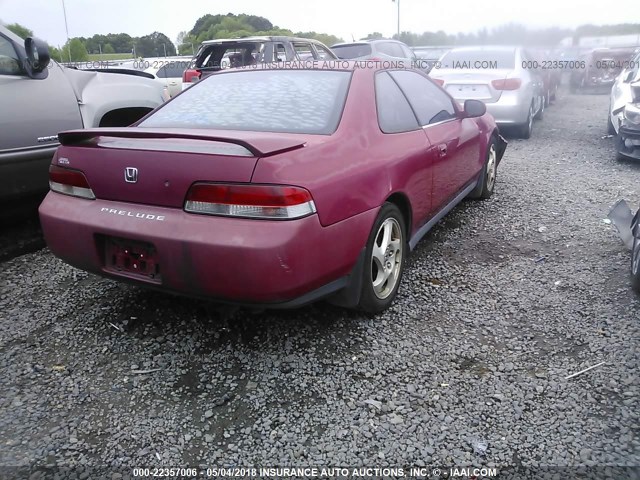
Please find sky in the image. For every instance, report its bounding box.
[0,0,636,48]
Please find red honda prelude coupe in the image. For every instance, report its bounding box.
[39,62,507,313]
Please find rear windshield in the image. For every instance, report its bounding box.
[196,42,265,69]
[440,49,516,69]
[139,70,352,135]
[332,44,372,59]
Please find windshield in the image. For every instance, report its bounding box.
[440,49,516,69]
[332,44,372,59]
[139,69,352,135]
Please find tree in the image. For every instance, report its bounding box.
[363,32,384,40]
[6,23,33,39]
[295,31,344,46]
[49,46,63,62]
[61,38,88,62]
[135,31,176,57]
[103,43,115,54]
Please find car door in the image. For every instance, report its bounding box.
[0,31,83,200]
[374,71,434,228]
[388,70,482,211]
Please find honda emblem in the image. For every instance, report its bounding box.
[124,167,138,183]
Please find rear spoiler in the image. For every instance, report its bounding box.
[57,128,307,157]
[66,67,155,80]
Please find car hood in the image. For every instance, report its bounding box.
[60,65,162,102]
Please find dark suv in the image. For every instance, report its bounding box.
[182,36,338,89]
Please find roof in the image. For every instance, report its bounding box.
[445,45,519,52]
[201,36,327,46]
[332,39,407,47]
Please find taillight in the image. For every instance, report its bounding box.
[432,78,445,86]
[49,165,95,199]
[184,183,316,220]
[182,68,201,84]
[491,78,522,90]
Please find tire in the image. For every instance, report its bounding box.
[607,113,616,135]
[632,237,640,293]
[468,137,498,200]
[535,96,544,121]
[516,104,534,139]
[355,203,406,313]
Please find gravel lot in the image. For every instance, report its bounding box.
[1,90,639,476]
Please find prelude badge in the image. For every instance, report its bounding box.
[124,167,138,183]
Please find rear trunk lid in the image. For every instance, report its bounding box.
[431,68,513,103]
[55,128,308,208]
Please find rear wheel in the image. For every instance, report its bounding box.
[517,104,534,139]
[469,137,498,200]
[535,96,545,120]
[356,203,406,313]
[632,237,640,292]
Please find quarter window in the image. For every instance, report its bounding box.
[389,70,457,125]
[375,72,419,134]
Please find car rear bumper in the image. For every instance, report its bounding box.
[39,193,377,307]
[485,94,532,126]
[617,126,640,160]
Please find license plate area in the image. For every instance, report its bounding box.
[447,84,491,99]
[103,236,161,283]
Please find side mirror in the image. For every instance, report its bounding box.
[24,37,51,76]
[463,99,486,118]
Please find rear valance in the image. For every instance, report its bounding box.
[57,128,307,157]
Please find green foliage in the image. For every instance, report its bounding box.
[363,32,384,40]
[103,43,115,54]
[60,38,88,62]
[49,46,63,62]
[576,23,640,37]
[6,23,33,39]
[295,31,344,46]
[135,31,177,57]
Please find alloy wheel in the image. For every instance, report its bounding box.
[371,218,403,300]
[486,144,497,192]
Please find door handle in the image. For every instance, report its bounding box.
[438,144,448,157]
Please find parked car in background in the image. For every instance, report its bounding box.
[570,47,637,93]
[530,48,562,106]
[430,46,545,138]
[0,25,168,204]
[412,46,451,73]
[182,36,337,90]
[608,199,640,292]
[39,63,506,313]
[145,60,191,97]
[332,39,417,65]
[614,88,640,160]
[609,50,640,134]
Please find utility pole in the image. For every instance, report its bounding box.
[392,0,400,39]
[163,43,167,57]
[99,44,102,55]
[61,0,72,62]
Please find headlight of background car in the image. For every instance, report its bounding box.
[624,103,640,126]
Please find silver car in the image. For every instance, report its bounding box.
[608,50,640,135]
[331,39,417,65]
[430,46,545,138]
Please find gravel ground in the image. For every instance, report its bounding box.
[1,90,639,477]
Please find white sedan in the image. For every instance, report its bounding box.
[145,60,189,98]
